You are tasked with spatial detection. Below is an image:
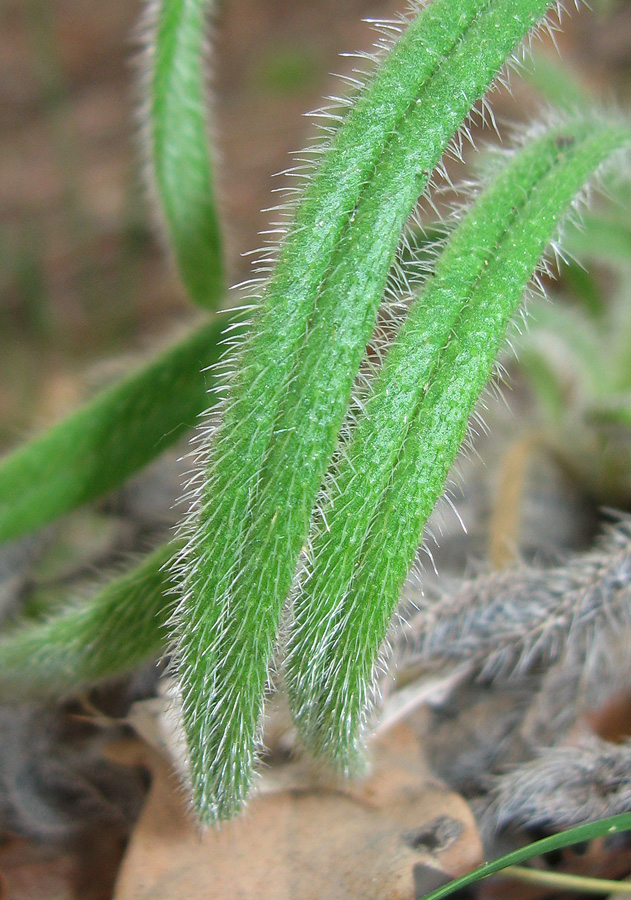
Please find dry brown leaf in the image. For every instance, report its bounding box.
[0,828,132,900]
[0,837,75,900]
[112,723,482,900]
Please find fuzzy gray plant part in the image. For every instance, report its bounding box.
[482,737,631,833]
[410,515,631,682]
[0,705,147,846]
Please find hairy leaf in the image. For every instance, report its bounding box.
[173,0,556,822]
[287,114,631,770]
[142,0,225,309]
[0,316,236,541]
[0,543,175,699]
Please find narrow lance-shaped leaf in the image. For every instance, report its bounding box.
[0,543,176,700]
[0,316,238,542]
[420,813,631,900]
[0,0,232,543]
[142,0,225,309]
[173,0,556,823]
[287,113,631,770]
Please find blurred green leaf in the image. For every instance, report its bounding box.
[0,315,241,542]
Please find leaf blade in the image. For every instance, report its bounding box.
[0,316,238,541]
[0,542,176,699]
[287,115,631,768]
[173,0,557,822]
[145,0,225,309]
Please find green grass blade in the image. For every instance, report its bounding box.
[0,543,176,699]
[173,0,556,823]
[287,115,631,769]
[503,864,631,895]
[0,316,238,542]
[421,813,631,900]
[144,0,225,309]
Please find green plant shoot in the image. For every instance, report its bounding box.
[0,317,238,542]
[287,113,631,771]
[0,0,230,542]
[2,0,630,843]
[172,0,557,823]
[0,543,176,699]
[143,0,224,309]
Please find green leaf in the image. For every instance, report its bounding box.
[287,114,631,770]
[420,813,631,900]
[0,316,239,542]
[520,54,631,272]
[173,0,556,823]
[144,0,225,309]
[0,543,175,699]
